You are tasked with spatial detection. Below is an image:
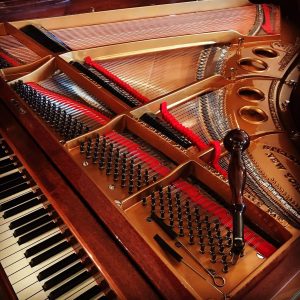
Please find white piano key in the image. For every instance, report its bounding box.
[1,228,61,267]
[0,236,16,250]
[27,289,48,300]
[5,246,73,278]
[0,167,23,179]
[0,228,60,260]
[10,250,78,285]
[4,257,28,276]
[0,225,58,254]
[46,269,88,297]
[13,272,39,293]
[0,203,45,228]
[38,257,82,286]
[0,186,36,204]
[16,280,44,300]
[0,153,15,162]
[9,265,33,285]
[0,229,16,241]
[30,247,74,274]
[63,277,98,300]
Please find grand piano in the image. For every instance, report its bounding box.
[0,0,299,299]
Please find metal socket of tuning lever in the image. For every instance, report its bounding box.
[224,129,250,265]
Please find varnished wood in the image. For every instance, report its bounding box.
[1,2,299,299]
[0,0,191,22]
[0,100,160,300]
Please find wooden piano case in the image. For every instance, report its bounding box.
[0,1,299,299]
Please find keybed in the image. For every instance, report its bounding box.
[0,136,115,300]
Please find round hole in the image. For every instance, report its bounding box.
[253,47,278,58]
[238,58,268,72]
[238,87,265,102]
[239,106,268,124]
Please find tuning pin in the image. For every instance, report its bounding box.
[210,253,217,264]
[106,161,112,176]
[160,205,165,219]
[167,185,172,200]
[142,196,147,206]
[226,230,232,240]
[219,245,225,254]
[194,207,200,219]
[80,141,85,154]
[92,151,99,164]
[200,244,205,254]
[169,212,174,227]
[188,229,194,245]
[121,173,126,187]
[222,254,227,263]
[128,181,134,194]
[222,263,229,273]
[198,227,203,238]
[151,192,156,214]
[144,169,149,185]
[227,238,233,247]
[179,226,184,237]
[86,138,92,159]
[137,177,142,191]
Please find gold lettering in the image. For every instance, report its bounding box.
[284,172,300,194]
[266,152,286,170]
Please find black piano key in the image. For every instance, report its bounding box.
[0,146,9,158]
[0,157,13,168]
[0,175,26,192]
[9,207,47,229]
[37,253,78,281]
[48,271,91,300]
[29,241,70,267]
[43,262,84,291]
[13,214,52,237]
[74,284,103,300]
[0,191,38,212]
[0,181,31,199]
[0,171,22,186]
[0,163,18,175]
[25,232,64,258]
[18,221,56,245]
[3,198,40,218]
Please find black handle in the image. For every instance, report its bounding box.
[224,129,250,258]
[151,213,178,240]
[154,234,182,262]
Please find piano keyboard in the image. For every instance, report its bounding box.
[0,137,115,300]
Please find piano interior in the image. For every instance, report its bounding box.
[0,0,299,299]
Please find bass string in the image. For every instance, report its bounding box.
[0,35,40,64]
[98,46,202,100]
[38,72,115,117]
[52,5,258,50]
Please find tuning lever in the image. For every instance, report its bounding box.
[223,129,250,264]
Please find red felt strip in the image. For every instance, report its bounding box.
[262,4,273,34]
[27,82,110,125]
[210,140,228,178]
[84,56,150,104]
[0,51,21,67]
[160,102,208,150]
